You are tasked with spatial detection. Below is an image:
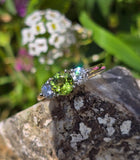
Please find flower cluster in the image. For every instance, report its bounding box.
[21,9,91,65]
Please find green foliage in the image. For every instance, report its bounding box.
[96,0,113,17]
[39,0,71,13]
[117,33,140,54]
[0,0,140,120]
[5,0,16,15]
[80,12,140,71]
[27,0,71,15]
[0,31,10,47]
[0,76,13,85]
[75,0,96,14]
[26,0,40,15]
[75,0,113,18]
[35,64,52,88]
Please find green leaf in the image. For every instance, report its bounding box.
[117,33,140,55]
[9,82,23,106]
[75,0,96,13]
[27,0,71,15]
[86,0,96,12]
[26,0,39,15]
[0,76,13,85]
[5,0,16,15]
[96,0,113,17]
[40,0,71,13]
[35,64,51,88]
[80,12,140,72]
[0,31,10,47]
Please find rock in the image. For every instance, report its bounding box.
[0,66,139,160]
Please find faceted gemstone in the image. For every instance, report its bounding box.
[41,83,54,98]
[71,67,86,83]
[50,72,73,95]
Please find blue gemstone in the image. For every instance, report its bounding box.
[41,84,54,98]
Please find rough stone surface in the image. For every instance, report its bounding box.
[0,66,140,160]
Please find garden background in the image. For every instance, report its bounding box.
[0,0,140,120]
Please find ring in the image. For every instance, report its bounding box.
[37,64,105,101]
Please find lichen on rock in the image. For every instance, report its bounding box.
[0,66,140,160]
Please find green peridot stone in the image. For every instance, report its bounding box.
[50,72,73,95]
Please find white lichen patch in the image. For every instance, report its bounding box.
[43,119,52,127]
[22,123,32,137]
[96,153,112,160]
[74,96,84,110]
[79,122,91,139]
[33,116,38,125]
[103,137,111,142]
[106,126,115,136]
[70,122,91,150]
[93,108,99,113]
[120,120,132,135]
[33,137,44,147]
[97,114,116,126]
[70,133,83,150]
[70,133,83,143]
[64,103,74,118]
[100,108,104,112]
[97,114,116,136]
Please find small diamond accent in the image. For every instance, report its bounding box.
[41,83,54,98]
[70,67,87,85]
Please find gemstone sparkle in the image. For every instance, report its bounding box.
[50,72,74,95]
[41,83,54,98]
[70,67,87,84]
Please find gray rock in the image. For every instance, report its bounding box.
[0,66,139,160]
[86,66,140,120]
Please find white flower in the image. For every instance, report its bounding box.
[46,21,61,34]
[39,57,45,64]
[32,22,46,35]
[81,29,90,39]
[60,16,72,29]
[45,10,72,33]
[28,39,47,56]
[45,9,62,20]
[47,49,63,65]
[47,59,54,65]
[53,16,71,33]
[73,24,91,39]
[51,49,63,59]
[49,34,65,48]
[25,11,42,26]
[53,50,63,59]
[31,67,36,73]
[21,28,35,45]
[73,24,84,33]
[65,32,76,46]
[92,54,99,62]
[35,38,48,53]
[29,42,40,56]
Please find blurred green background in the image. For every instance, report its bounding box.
[0,0,140,120]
